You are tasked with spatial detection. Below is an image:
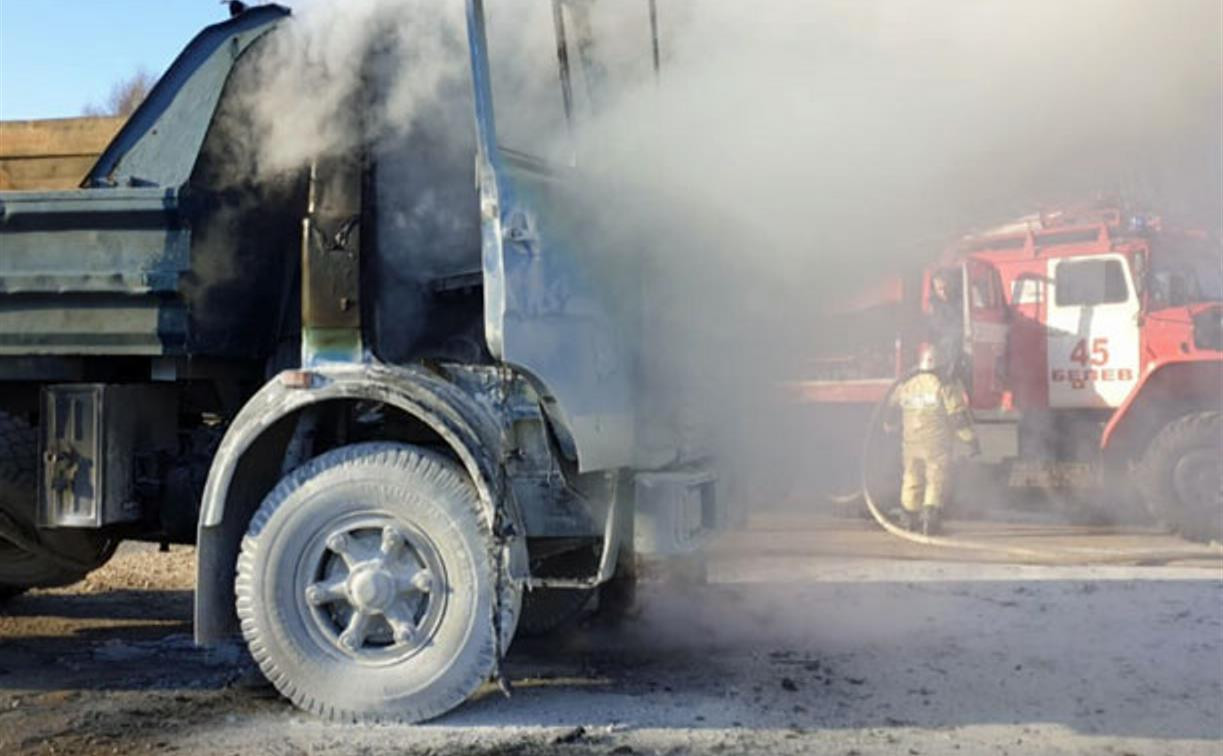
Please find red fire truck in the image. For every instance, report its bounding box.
[796,203,1223,540]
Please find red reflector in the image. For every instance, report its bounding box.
[280,370,314,389]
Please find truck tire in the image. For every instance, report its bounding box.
[0,412,113,599]
[235,442,520,723]
[518,547,597,637]
[1136,412,1222,542]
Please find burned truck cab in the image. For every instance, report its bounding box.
[157,0,719,723]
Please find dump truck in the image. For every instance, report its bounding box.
[795,202,1223,540]
[0,1,727,722]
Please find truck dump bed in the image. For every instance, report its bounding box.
[0,7,301,361]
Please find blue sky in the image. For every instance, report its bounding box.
[0,1,295,120]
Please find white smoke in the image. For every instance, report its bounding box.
[236,0,1220,506]
[241,0,467,176]
[557,0,1222,502]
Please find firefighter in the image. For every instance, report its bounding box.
[887,344,981,535]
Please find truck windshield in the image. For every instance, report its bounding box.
[485,0,656,165]
[1149,239,1223,308]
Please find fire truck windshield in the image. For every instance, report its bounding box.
[1149,246,1223,307]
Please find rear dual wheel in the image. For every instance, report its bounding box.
[236,442,520,723]
[0,537,96,599]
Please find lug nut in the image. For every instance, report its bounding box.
[326,533,349,553]
[381,526,403,555]
[305,585,331,605]
[411,571,434,593]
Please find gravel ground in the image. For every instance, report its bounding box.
[0,518,1220,755]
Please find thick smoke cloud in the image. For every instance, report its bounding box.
[242,0,1220,507]
[240,0,467,176]
[563,0,1222,502]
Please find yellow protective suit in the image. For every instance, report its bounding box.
[888,371,977,512]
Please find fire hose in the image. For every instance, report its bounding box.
[858,374,1223,564]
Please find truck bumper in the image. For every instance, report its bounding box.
[632,467,723,556]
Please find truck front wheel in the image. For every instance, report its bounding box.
[235,442,519,723]
[1136,412,1222,542]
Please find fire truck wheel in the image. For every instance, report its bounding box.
[0,412,113,600]
[518,547,597,637]
[235,442,520,724]
[1136,412,1222,542]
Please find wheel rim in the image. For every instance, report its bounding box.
[1172,448,1223,514]
[298,512,448,665]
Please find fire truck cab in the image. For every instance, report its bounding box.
[795,202,1221,541]
[953,205,1222,538]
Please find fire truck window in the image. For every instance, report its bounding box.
[968,269,1000,310]
[1011,276,1043,304]
[1054,259,1129,307]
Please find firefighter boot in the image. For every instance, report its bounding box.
[921,506,943,536]
[892,508,918,532]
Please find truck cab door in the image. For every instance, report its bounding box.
[1045,254,1141,408]
[466,0,634,473]
[962,258,1009,409]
